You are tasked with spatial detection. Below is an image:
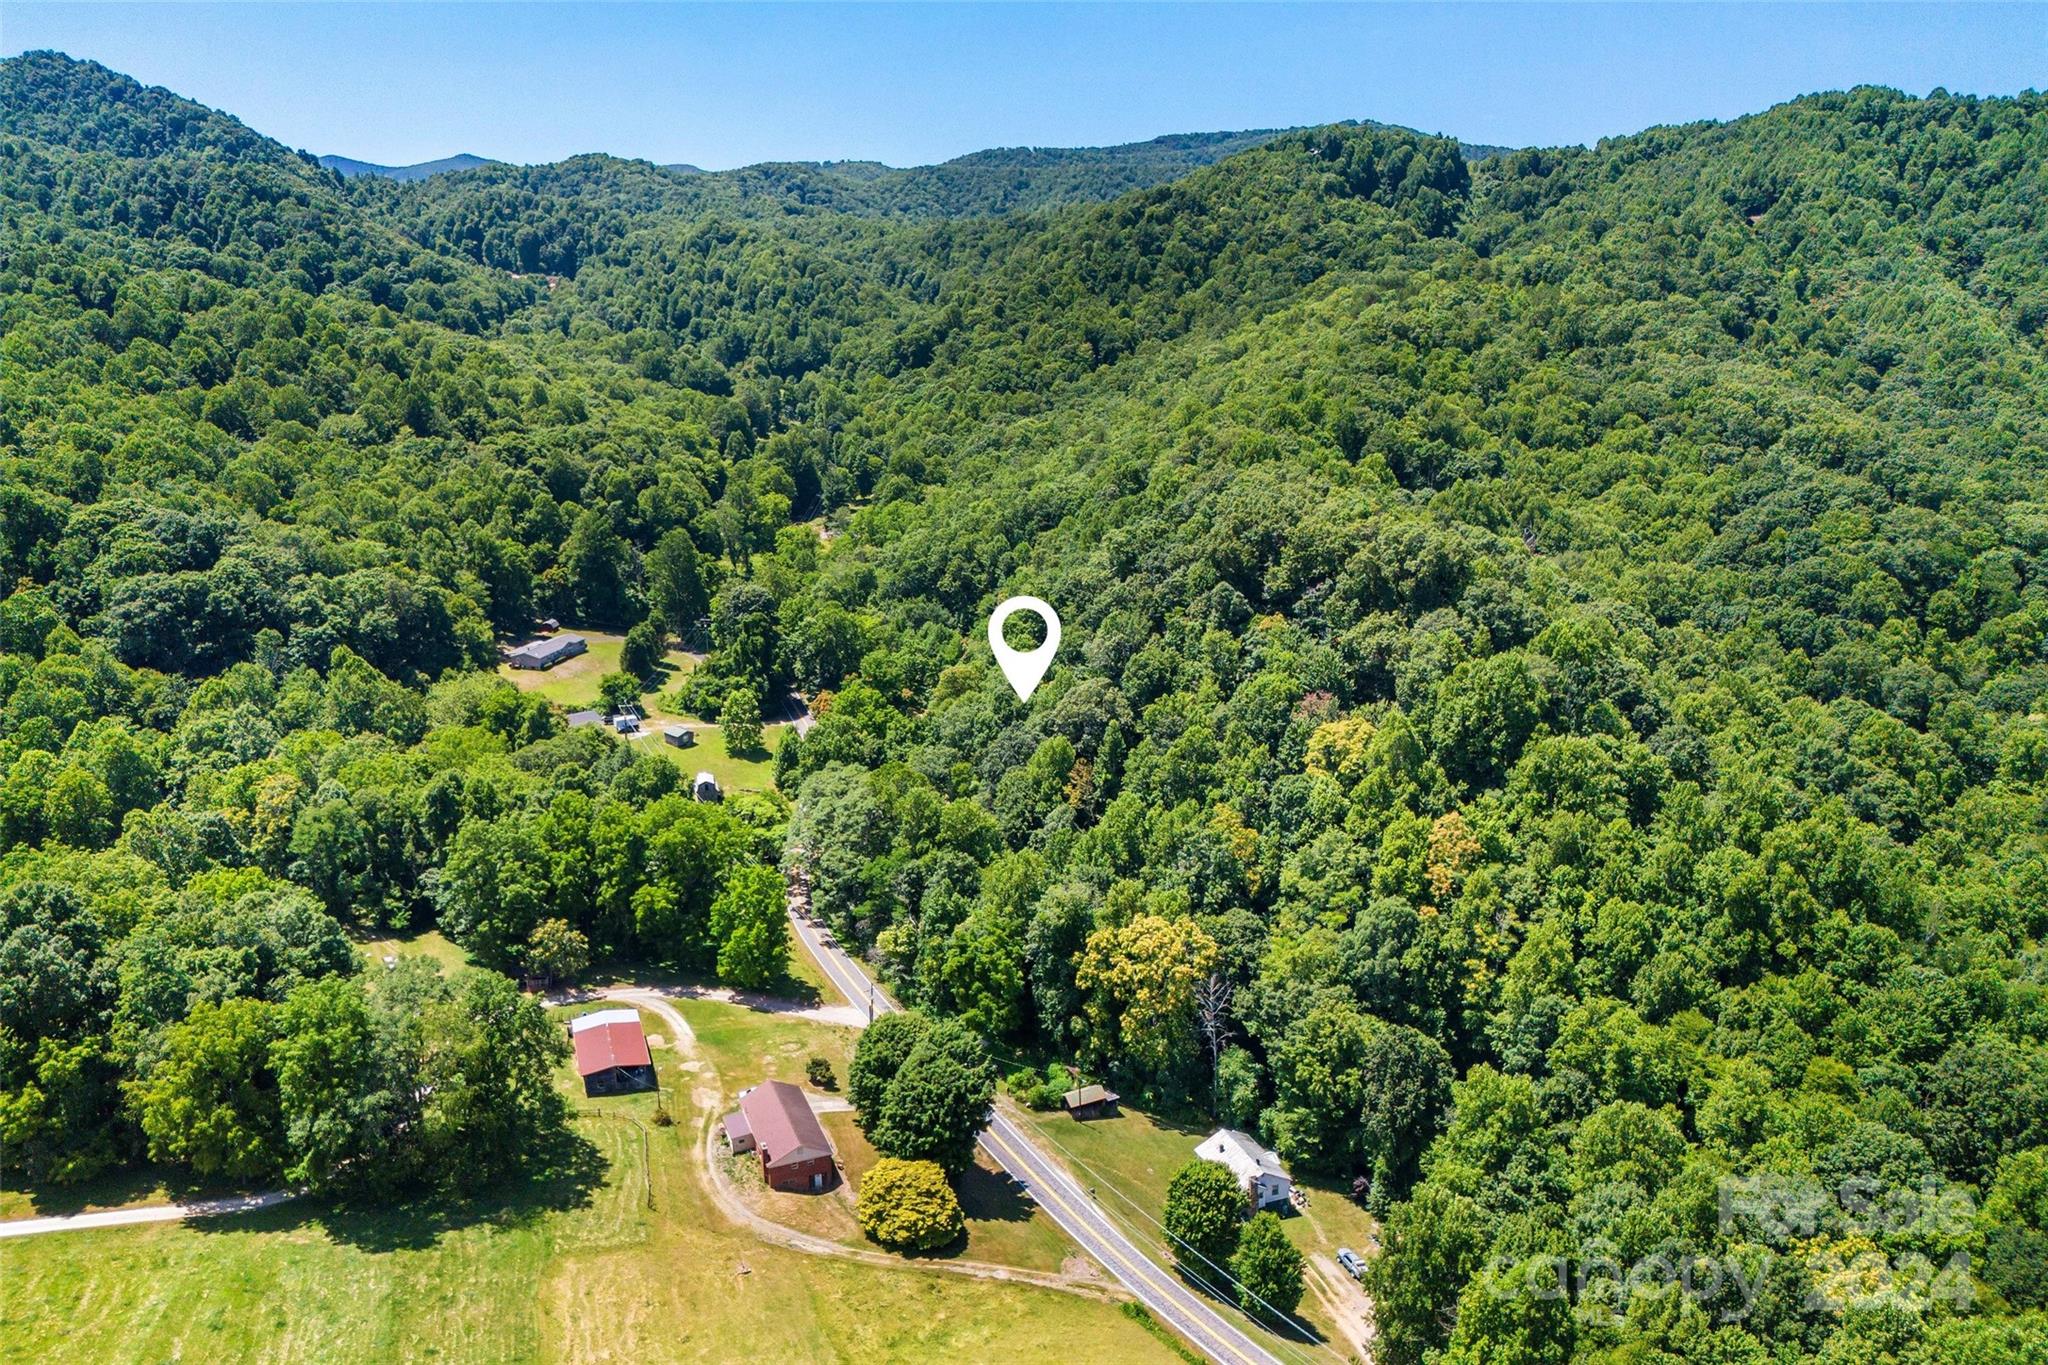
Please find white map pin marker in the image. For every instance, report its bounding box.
[988,596,1061,702]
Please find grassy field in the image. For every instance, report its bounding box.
[628,722,783,796]
[497,628,786,794]
[495,631,642,707]
[675,995,858,1094]
[0,1002,1176,1363]
[1019,1102,1378,1358]
[352,928,476,977]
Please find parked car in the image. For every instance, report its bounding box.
[1336,1247,1366,1280]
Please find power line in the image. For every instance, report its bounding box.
[978,1049,1333,1360]
[1010,1096,1348,1365]
[1032,1125,1339,1365]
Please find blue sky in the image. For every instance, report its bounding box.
[5,3,2042,169]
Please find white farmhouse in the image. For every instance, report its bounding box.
[1194,1128,1292,1209]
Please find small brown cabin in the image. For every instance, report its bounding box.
[1061,1082,1121,1120]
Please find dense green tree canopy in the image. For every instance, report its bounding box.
[3,51,2046,1360]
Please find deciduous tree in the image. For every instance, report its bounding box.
[1075,913,1219,1085]
[871,1019,996,1174]
[707,864,785,988]
[1164,1155,1247,1273]
[1232,1210,1305,1321]
[129,996,283,1180]
[856,1157,963,1251]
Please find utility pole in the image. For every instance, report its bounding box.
[1195,972,1233,1116]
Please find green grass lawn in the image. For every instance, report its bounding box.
[1020,1104,1210,1214]
[628,721,782,795]
[496,631,633,707]
[0,1002,1176,1364]
[352,928,476,978]
[677,995,859,1102]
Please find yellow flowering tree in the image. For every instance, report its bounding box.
[1075,913,1219,1083]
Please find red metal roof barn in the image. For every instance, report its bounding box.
[570,1009,656,1096]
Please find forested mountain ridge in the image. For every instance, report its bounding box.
[0,53,539,334]
[660,128,1299,218]
[4,48,2047,1365]
[344,126,1349,282]
[318,152,496,181]
[342,129,1313,284]
[0,51,289,162]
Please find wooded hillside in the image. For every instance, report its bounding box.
[3,50,2044,1362]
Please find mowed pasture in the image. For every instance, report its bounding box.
[0,999,1175,1364]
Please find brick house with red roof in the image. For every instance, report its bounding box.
[724,1080,837,1192]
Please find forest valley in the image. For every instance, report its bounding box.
[3,49,2047,1365]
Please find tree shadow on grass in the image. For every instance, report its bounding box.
[752,968,824,1009]
[188,1122,609,1254]
[1170,1261,1330,1350]
[5,1164,230,1218]
[955,1160,1035,1227]
[886,1161,1037,1264]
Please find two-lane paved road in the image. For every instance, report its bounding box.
[786,888,1290,1365]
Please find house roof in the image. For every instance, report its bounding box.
[566,710,602,727]
[723,1109,752,1142]
[572,1019,652,1077]
[1196,1128,1290,1185]
[1062,1083,1118,1109]
[507,634,586,665]
[738,1080,833,1169]
[569,1007,640,1035]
